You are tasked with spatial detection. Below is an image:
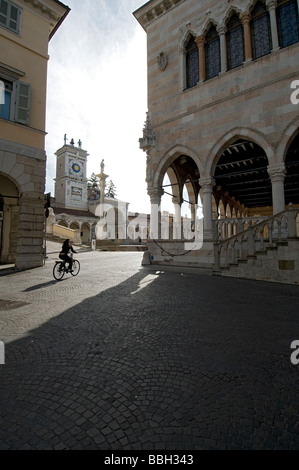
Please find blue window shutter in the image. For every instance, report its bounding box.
[14,81,31,125]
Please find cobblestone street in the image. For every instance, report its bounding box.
[0,242,298,450]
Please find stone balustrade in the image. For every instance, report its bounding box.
[214,205,299,272]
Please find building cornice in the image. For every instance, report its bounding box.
[21,0,70,40]
[133,0,185,31]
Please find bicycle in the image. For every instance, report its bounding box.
[53,253,80,280]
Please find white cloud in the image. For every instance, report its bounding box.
[45,0,150,213]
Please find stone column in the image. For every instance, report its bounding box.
[266,0,280,51]
[148,188,164,239]
[218,26,227,73]
[199,178,216,240]
[97,164,109,218]
[195,35,206,82]
[179,46,186,91]
[97,161,109,240]
[240,11,252,62]
[268,164,286,214]
[190,202,196,230]
[172,196,182,239]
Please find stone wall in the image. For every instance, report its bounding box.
[0,138,46,269]
[138,0,299,185]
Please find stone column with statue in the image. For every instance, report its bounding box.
[96,160,109,240]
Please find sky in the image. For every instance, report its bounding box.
[45,0,151,214]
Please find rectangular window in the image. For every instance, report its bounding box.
[205,38,221,80]
[252,14,272,59]
[0,0,21,34]
[0,76,31,124]
[227,26,245,70]
[0,78,12,120]
[277,0,299,48]
[186,48,199,88]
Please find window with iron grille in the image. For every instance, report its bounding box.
[226,13,245,70]
[251,1,272,59]
[205,25,221,80]
[277,0,299,48]
[186,36,199,89]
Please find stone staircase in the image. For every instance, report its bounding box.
[213,205,299,285]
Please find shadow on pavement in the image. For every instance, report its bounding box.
[0,266,298,450]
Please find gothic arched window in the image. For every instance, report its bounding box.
[205,25,221,80]
[277,0,299,48]
[226,13,245,70]
[186,36,199,89]
[251,1,272,59]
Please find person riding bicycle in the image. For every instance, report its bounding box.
[59,239,77,272]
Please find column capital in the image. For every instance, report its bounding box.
[199,177,216,190]
[195,35,205,47]
[268,164,286,181]
[266,0,277,11]
[240,10,251,25]
[217,25,227,36]
[172,196,183,206]
[148,187,164,203]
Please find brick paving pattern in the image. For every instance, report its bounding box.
[0,243,298,450]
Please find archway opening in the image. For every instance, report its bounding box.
[58,220,68,228]
[0,174,20,264]
[285,133,299,206]
[160,155,201,240]
[214,139,271,216]
[81,223,90,244]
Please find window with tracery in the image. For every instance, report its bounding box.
[186,36,199,89]
[205,25,221,80]
[251,1,272,59]
[277,0,299,48]
[226,13,245,70]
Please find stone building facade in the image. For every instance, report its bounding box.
[48,141,130,246]
[134,0,299,275]
[0,0,70,269]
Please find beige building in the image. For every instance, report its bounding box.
[0,0,70,269]
[134,0,299,283]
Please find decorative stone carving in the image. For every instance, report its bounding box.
[157,51,168,71]
[265,0,278,10]
[268,164,286,182]
[148,187,164,204]
[139,112,156,152]
[199,177,216,190]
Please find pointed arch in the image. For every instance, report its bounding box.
[180,29,198,50]
[276,117,299,162]
[201,18,220,37]
[205,127,274,176]
[223,5,243,25]
[153,144,203,189]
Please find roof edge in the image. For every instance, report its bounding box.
[49,0,71,40]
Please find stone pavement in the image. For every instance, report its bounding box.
[0,242,298,451]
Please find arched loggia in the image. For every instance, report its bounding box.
[157,155,201,240]
[214,139,271,216]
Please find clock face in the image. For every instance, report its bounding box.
[69,160,83,176]
[72,163,81,174]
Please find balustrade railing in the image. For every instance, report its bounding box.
[214,204,299,271]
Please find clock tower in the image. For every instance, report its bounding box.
[54,139,89,211]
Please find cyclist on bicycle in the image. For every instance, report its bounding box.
[59,239,77,272]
